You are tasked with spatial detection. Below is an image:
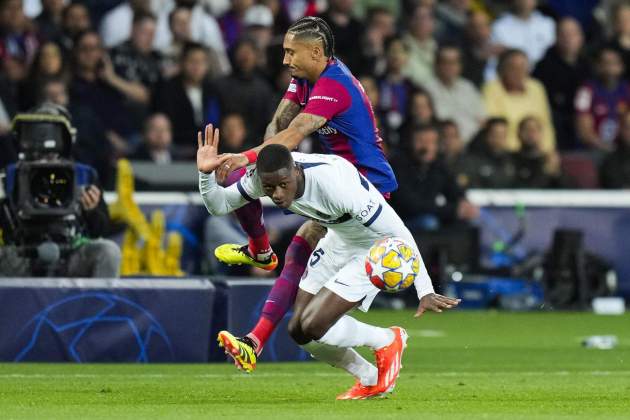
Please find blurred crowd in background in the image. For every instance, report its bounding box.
[2,0,630,194]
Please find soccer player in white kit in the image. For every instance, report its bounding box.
[198,125,460,399]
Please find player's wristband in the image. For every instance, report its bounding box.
[243,150,258,164]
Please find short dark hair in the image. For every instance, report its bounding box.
[412,122,439,137]
[181,41,207,60]
[497,48,527,74]
[168,6,189,28]
[73,29,101,53]
[517,115,541,132]
[486,117,509,130]
[132,10,156,26]
[366,6,392,23]
[596,46,622,62]
[440,119,458,130]
[62,2,89,22]
[435,43,461,62]
[287,16,335,57]
[384,36,407,53]
[257,144,294,174]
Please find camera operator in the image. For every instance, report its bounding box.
[0,102,120,278]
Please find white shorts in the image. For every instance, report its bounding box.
[299,231,380,312]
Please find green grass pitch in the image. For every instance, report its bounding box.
[1,311,629,419]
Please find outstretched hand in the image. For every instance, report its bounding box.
[415,293,461,317]
[197,124,230,174]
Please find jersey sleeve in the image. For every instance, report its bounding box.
[199,168,264,216]
[282,78,302,105]
[302,77,352,120]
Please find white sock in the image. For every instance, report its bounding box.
[301,341,377,386]
[317,315,395,350]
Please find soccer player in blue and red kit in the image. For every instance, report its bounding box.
[214,17,400,386]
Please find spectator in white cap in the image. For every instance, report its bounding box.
[243,4,274,53]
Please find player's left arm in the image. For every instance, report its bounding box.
[342,179,460,315]
[356,201,436,298]
[365,207,461,316]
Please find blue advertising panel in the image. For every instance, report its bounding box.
[0,278,215,362]
[209,279,308,363]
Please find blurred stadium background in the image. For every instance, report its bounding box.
[0,0,629,417]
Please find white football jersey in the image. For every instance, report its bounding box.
[199,152,434,298]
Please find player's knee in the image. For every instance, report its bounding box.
[287,316,309,345]
[299,312,328,341]
[296,221,327,250]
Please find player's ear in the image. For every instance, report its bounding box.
[311,44,323,60]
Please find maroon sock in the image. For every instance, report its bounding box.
[249,235,312,351]
[224,168,271,258]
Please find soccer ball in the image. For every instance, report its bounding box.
[365,237,420,293]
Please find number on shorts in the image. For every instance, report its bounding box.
[309,248,325,267]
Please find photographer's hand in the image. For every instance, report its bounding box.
[80,185,101,211]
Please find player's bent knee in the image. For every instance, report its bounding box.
[299,312,328,341]
[287,316,309,345]
[296,221,327,250]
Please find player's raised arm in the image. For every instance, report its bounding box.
[197,124,261,216]
[197,124,229,174]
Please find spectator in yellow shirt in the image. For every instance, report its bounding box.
[482,49,556,151]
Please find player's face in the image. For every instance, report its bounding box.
[283,33,315,79]
[260,167,299,209]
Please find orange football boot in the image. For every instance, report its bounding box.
[374,327,408,395]
[336,380,383,400]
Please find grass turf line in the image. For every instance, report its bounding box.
[0,311,628,419]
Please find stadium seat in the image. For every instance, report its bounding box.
[560,152,599,189]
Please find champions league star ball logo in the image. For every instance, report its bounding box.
[14,293,173,362]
